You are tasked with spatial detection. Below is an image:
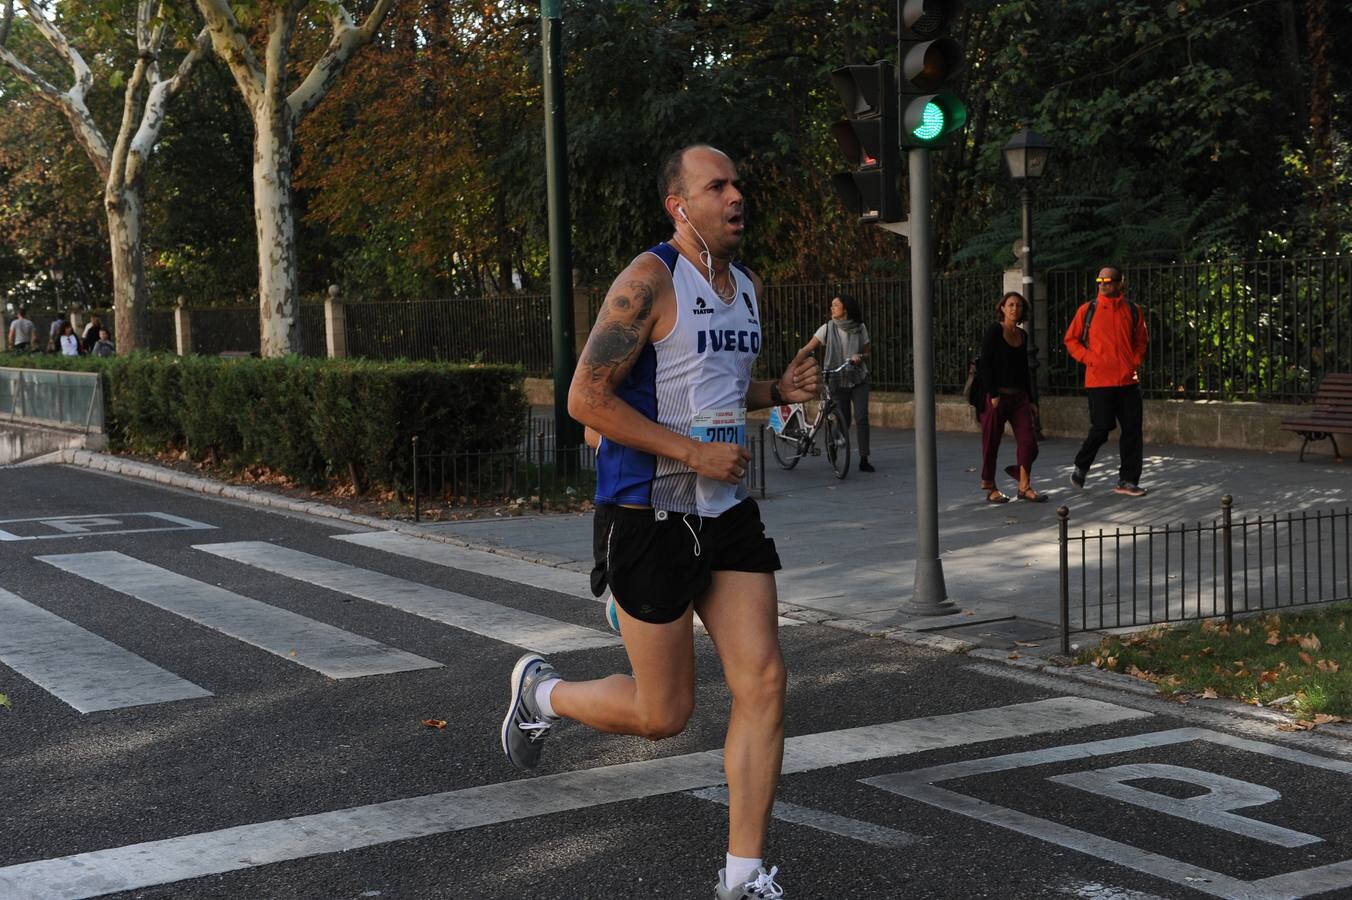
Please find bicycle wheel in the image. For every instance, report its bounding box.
[770,428,803,470]
[823,406,850,479]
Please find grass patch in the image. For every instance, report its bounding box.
[1076,603,1352,724]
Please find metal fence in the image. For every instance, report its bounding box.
[1058,498,1352,652]
[18,254,1345,403]
[342,295,553,366]
[1046,256,1352,402]
[409,415,766,519]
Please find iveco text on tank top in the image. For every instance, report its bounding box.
[593,242,761,517]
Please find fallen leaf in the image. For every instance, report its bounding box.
[421,719,447,730]
[1259,670,1280,685]
[1299,633,1322,652]
[1199,646,1215,656]
[1126,665,1157,682]
[1265,631,1281,646]
[1014,641,1041,647]
[1234,667,1250,678]
[1298,651,1314,666]
[1316,659,1340,673]
[1200,687,1219,699]
[1007,652,1021,660]
[0,693,10,709]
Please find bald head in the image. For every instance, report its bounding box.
[657,144,729,221]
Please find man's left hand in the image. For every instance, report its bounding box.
[779,349,820,403]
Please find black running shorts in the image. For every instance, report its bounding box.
[590,498,782,625]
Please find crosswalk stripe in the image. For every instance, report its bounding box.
[333,530,805,628]
[334,531,595,599]
[194,541,621,654]
[36,552,441,679]
[0,587,210,712]
[0,697,1149,899]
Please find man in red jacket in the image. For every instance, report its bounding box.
[1063,266,1150,496]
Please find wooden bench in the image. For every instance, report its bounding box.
[1281,373,1352,462]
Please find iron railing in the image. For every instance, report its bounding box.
[30,254,1346,404]
[1046,256,1352,402]
[1058,497,1352,652]
[410,416,766,520]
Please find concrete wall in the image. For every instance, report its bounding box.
[0,422,108,465]
[524,377,1334,455]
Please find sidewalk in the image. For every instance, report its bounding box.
[418,423,1352,646]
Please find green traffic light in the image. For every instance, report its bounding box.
[913,102,944,141]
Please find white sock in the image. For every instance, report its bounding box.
[533,678,561,719]
[725,854,762,889]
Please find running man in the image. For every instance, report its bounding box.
[500,144,819,899]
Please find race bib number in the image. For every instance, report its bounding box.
[690,407,746,445]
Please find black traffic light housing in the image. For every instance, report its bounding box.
[898,0,967,148]
[829,62,901,224]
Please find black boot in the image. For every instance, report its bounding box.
[858,456,875,472]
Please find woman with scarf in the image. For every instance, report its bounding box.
[798,293,874,472]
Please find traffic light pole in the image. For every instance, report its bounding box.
[903,148,957,617]
[542,0,583,455]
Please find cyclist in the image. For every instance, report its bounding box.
[500,144,819,899]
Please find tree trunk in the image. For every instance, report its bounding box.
[254,95,299,357]
[106,187,148,353]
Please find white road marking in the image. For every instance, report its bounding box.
[194,541,621,653]
[0,697,1146,899]
[0,587,210,712]
[36,552,440,679]
[689,786,918,848]
[333,530,804,627]
[0,512,215,541]
[865,727,1352,900]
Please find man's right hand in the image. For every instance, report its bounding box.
[691,442,752,484]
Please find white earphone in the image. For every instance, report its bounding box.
[678,206,688,221]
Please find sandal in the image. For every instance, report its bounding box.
[1017,487,1049,503]
[986,489,1009,504]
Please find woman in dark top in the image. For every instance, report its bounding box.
[979,292,1046,503]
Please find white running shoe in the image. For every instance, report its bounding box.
[715,866,785,899]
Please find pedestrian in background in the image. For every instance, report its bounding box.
[1064,266,1149,497]
[92,328,115,358]
[7,307,36,352]
[58,321,82,356]
[82,314,103,353]
[978,291,1045,502]
[798,293,875,472]
[47,310,67,353]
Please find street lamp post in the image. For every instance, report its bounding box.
[1002,129,1053,412]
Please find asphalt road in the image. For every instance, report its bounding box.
[2,465,1351,900]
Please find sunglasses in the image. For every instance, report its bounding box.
[1095,276,1121,284]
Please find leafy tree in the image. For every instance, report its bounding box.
[0,0,210,349]
[193,0,397,355]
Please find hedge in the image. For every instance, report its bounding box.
[0,352,527,490]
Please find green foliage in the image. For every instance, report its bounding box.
[0,352,527,491]
[1079,604,1352,718]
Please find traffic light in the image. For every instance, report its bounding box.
[829,61,901,224]
[898,0,967,148]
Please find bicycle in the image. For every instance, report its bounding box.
[766,360,857,479]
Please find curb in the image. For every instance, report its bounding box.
[47,449,1351,739]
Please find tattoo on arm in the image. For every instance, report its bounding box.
[577,278,656,407]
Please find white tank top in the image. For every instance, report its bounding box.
[593,242,761,517]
